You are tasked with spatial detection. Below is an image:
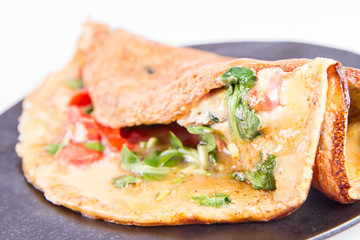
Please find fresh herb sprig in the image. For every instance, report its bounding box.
[83,141,105,151]
[120,128,218,181]
[113,175,142,188]
[190,193,231,208]
[66,78,84,90]
[232,153,277,190]
[221,67,260,141]
[121,145,173,180]
[46,131,71,155]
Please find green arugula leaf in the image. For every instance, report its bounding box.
[245,154,277,190]
[232,171,246,182]
[46,144,61,155]
[169,131,183,149]
[221,67,260,141]
[233,153,277,190]
[209,112,220,122]
[222,67,257,88]
[234,102,260,140]
[190,193,231,208]
[208,152,217,163]
[200,134,216,152]
[186,125,218,169]
[121,145,139,164]
[120,129,219,180]
[85,105,94,115]
[45,131,71,155]
[143,173,165,182]
[187,125,216,135]
[113,175,142,188]
[83,141,105,151]
[158,149,182,166]
[197,145,209,169]
[121,146,172,177]
[66,78,84,90]
[139,137,159,149]
[142,150,160,167]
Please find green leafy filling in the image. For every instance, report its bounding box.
[121,145,173,180]
[66,78,84,90]
[186,125,217,164]
[232,153,277,190]
[85,105,94,115]
[190,193,231,208]
[221,67,260,141]
[45,132,71,155]
[46,133,105,155]
[209,112,219,122]
[83,141,105,151]
[120,128,218,181]
[45,144,62,155]
[113,175,142,188]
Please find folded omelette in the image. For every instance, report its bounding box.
[16,22,360,225]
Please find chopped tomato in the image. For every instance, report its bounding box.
[245,68,284,112]
[67,106,101,142]
[69,90,92,106]
[82,122,102,141]
[67,106,131,151]
[56,143,103,166]
[246,89,280,112]
[215,135,227,153]
[67,106,88,123]
[96,123,126,151]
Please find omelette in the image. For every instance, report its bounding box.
[16,21,360,225]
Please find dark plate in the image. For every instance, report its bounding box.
[1,42,360,240]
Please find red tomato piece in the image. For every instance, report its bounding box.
[247,89,277,112]
[246,80,282,112]
[67,106,88,123]
[82,122,102,141]
[246,68,285,112]
[56,143,103,166]
[96,123,126,151]
[67,106,101,142]
[68,90,92,106]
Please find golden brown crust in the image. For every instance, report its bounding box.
[312,63,353,203]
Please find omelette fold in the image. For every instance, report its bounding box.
[16,22,360,225]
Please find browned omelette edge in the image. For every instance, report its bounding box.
[312,63,352,203]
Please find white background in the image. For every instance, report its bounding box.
[1,0,360,239]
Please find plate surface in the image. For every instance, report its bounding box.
[1,42,360,240]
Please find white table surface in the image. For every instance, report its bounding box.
[1,0,360,239]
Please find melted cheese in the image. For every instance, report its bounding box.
[177,89,227,126]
